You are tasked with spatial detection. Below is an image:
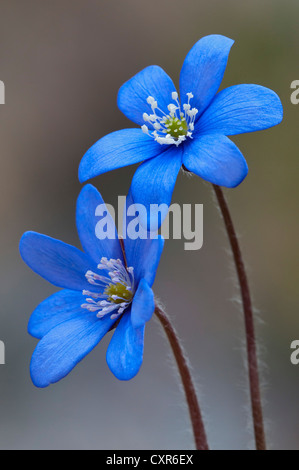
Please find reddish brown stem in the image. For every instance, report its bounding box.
[155,305,209,450]
[212,184,266,451]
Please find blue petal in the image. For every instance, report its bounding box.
[28,289,88,339]
[79,129,163,183]
[76,184,123,265]
[196,84,283,135]
[180,35,234,118]
[30,315,115,388]
[131,279,155,329]
[118,65,177,126]
[183,134,248,187]
[123,191,164,287]
[106,310,144,381]
[130,145,183,230]
[125,233,164,288]
[20,231,98,291]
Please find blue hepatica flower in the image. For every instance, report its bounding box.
[19,184,163,387]
[79,34,283,220]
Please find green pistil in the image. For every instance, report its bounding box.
[105,283,133,304]
[164,115,188,138]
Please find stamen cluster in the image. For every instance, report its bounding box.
[81,257,134,320]
[141,92,198,146]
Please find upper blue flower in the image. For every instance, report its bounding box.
[19,184,164,387]
[79,34,283,221]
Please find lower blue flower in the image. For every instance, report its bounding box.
[19,184,164,387]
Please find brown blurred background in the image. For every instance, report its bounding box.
[0,0,298,450]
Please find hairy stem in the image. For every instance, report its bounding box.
[212,184,266,451]
[155,304,209,450]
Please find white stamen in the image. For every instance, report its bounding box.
[167,103,177,114]
[146,96,157,108]
[82,257,135,320]
[141,125,149,134]
[141,92,198,146]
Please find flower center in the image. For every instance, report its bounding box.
[81,257,134,320]
[105,282,133,304]
[164,115,188,138]
[141,92,198,147]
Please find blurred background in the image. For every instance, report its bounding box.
[0,0,298,450]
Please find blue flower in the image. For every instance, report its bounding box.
[79,34,283,222]
[19,184,164,387]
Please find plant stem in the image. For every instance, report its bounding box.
[155,304,209,450]
[212,184,266,451]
